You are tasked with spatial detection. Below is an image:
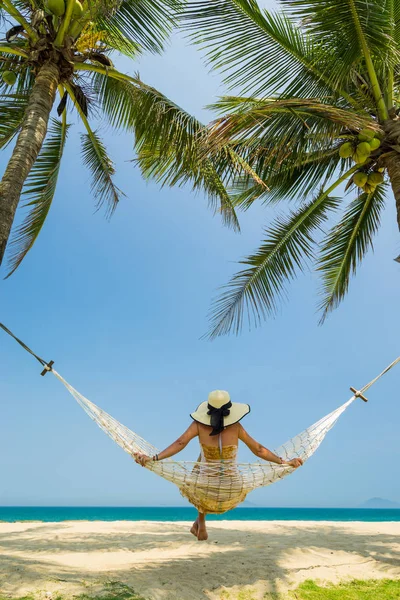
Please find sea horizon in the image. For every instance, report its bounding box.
[1,506,400,523]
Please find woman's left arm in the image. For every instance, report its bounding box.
[134,422,198,466]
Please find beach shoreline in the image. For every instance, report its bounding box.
[1,519,399,599]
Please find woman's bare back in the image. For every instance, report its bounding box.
[196,422,240,447]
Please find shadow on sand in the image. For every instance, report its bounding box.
[0,521,399,600]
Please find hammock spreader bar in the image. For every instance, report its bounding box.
[1,321,400,514]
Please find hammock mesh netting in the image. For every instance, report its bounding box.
[51,361,398,514]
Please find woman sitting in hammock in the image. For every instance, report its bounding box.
[134,390,303,541]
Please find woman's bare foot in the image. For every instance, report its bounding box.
[197,513,208,541]
[197,523,208,541]
[190,518,198,537]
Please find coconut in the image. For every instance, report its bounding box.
[367,172,384,186]
[72,0,83,17]
[69,19,84,38]
[358,128,375,142]
[2,70,16,85]
[353,172,368,188]
[377,167,385,173]
[353,141,371,163]
[46,0,65,15]
[353,150,369,164]
[339,142,353,158]
[369,137,381,151]
[357,141,371,155]
[363,183,376,194]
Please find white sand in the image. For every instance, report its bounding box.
[0,520,399,599]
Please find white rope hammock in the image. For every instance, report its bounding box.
[1,321,398,514]
[50,356,400,514]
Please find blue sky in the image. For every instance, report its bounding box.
[1,1,400,508]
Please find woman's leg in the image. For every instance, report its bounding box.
[197,512,208,541]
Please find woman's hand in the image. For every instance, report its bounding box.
[285,458,303,468]
[133,452,151,467]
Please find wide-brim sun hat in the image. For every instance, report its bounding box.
[190,390,250,436]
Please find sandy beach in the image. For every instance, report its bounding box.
[0,520,399,599]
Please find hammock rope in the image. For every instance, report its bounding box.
[1,321,399,514]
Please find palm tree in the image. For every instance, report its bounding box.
[0,0,241,276]
[133,0,400,337]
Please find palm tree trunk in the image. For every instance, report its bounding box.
[384,119,400,230]
[0,61,60,266]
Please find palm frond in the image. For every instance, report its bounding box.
[80,130,123,214]
[5,117,69,277]
[184,0,363,106]
[208,96,376,147]
[92,70,139,129]
[205,95,369,207]
[317,183,387,321]
[281,0,398,120]
[281,0,395,55]
[0,91,29,148]
[64,80,123,214]
[394,0,400,45]
[206,190,340,339]
[228,145,342,209]
[85,24,141,58]
[97,0,183,54]
[93,70,240,229]
[0,54,32,96]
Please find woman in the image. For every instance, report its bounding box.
[134,390,302,541]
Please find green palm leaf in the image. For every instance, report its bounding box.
[97,0,183,54]
[281,0,397,120]
[281,0,394,52]
[94,28,141,59]
[0,92,30,148]
[5,117,69,277]
[208,96,375,147]
[80,130,123,215]
[394,0,400,45]
[206,190,340,339]
[184,0,362,105]
[65,80,123,214]
[206,95,370,208]
[93,70,240,229]
[0,55,32,96]
[317,183,387,321]
[92,70,140,130]
[228,146,341,209]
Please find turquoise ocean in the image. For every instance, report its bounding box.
[1,507,400,522]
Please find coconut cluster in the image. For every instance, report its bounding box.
[338,127,384,194]
[46,0,84,38]
[353,169,384,194]
[339,128,381,164]
[46,0,83,17]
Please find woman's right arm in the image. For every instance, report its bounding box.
[134,422,198,466]
[238,424,303,468]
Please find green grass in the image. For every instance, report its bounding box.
[286,579,400,600]
[0,582,148,600]
[220,580,400,600]
[290,579,400,600]
[1,579,400,600]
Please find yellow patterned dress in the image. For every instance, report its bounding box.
[179,440,248,514]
